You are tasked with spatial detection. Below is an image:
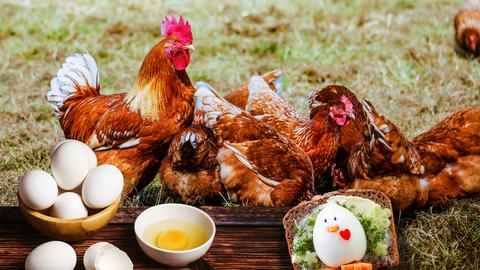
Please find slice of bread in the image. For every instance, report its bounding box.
[283,189,399,270]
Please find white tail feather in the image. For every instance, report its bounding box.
[47,53,99,115]
[248,75,271,94]
[271,70,283,95]
[194,81,241,128]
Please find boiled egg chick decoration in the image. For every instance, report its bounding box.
[313,203,367,268]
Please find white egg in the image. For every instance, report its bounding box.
[51,140,92,190]
[52,139,97,170]
[83,242,133,270]
[313,203,367,268]
[19,169,58,210]
[50,192,88,219]
[25,241,76,270]
[82,164,124,209]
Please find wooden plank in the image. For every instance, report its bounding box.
[0,207,293,270]
[0,206,292,225]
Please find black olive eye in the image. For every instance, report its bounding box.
[334,217,337,221]
[324,218,327,223]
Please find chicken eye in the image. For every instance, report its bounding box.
[324,218,327,223]
[334,217,337,221]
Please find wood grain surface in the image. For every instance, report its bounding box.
[0,206,293,270]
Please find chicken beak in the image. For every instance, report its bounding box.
[348,111,355,120]
[327,225,339,233]
[184,44,195,51]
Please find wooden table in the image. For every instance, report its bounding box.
[0,206,293,269]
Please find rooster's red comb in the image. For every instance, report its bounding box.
[161,14,193,44]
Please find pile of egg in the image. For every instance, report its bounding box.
[25,240,133,270]
[18,140,124,218]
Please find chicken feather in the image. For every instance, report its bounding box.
[47,21,196,194]
[159,125,222,204]
[244,80,364,191]
[194,82,314,206]
[350,106,480,210]
[348,99,424,180]
[161,71,284,204]
[455,0,480,55]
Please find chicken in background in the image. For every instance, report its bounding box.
[47,14,196,195]
[412,107,480,206]
[192,69,284,125]
[159,125,223,204]
[225,69,283,109]
[161,71,283,204]
[350,105,480,210]
[348,99,427,210]
[194,82,314,206]
[245,77,364,192]
[348,99,424,180]
[246,75,303,137]
[454,0,480,55]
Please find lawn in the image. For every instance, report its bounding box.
[1,0,479,269]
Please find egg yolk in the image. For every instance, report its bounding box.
[155,229,189,251]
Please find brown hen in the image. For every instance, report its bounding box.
[455,0,480,55]
[348,99,427,210]
[225,69,283,109]
[348,99,424,180]
[161,71,283,204]
[245,77,364,191]
[194,82,314,206]
[350,105,480,210]
[413,107,480,205]
[47,15,195,194]
[159,125,222,204]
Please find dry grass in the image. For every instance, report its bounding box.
[1,0,479,268]
[397,197,480,269]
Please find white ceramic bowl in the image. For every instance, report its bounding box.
[134,204,216,267]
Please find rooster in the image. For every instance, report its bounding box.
[159,71,283,204]
[245,77,364,191]
[454,0,480,55]
[350,105,480,210]
[47,14,195,194]
[194,82,314,206]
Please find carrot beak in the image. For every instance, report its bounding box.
[327,225,339,233]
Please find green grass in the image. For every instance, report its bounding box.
[1,0,479,268]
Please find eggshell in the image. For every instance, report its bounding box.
[25,241,76,270]
[82,164,124,209]
[313,203,367,267]
[52,139,97,170]
[19,169,58,210]
[50,192,88,219]
[51,140,91,190]
[83,242,116,270]
[95,245,133,270]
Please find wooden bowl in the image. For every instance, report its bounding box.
[18,193,121,242]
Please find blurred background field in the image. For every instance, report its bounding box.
[0,0,479,268]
